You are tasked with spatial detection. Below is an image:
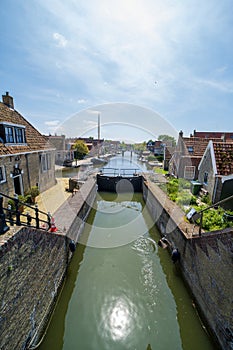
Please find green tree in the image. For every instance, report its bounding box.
[72,140,89,160]
[134,141,147,152]
[158,135,176,147]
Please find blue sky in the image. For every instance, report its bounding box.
[0,0,233,142]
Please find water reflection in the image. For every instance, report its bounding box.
[100,296,136,342]
[39,192,216,350]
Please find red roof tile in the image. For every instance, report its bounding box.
[0,102,54,156]
[181,137,223,157]
[193,131,233,141]
[213,142,233,176]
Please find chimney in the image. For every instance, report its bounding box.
[2,91,14,109]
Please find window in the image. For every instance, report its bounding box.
[184,166,195,180]
[188,146,194,153]
[47,153,51,170]
[41,153,52,172]
[204,172,208,184]
[2,123,26,144]
[15,127,25,143]
[5,126,14,143]
[0,165,6,183]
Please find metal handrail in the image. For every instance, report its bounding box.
[0,192,51,234]
[99,167,141,176]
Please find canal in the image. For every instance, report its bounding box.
[39,153,216,350]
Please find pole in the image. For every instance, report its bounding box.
[0,195,9,234]
[98,113,100,158]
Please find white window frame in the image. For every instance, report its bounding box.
[184,165,195,180]
[41,153,52,172]
[1,122,26,145]
[0,165,6,183]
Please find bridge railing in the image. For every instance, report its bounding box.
[0,192,51,235]
[99,167,141,177]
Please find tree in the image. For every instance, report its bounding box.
[158,135,176,147]
[133,141,147,152]
[72,140,89,160]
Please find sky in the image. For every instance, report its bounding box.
[0,0,233,142]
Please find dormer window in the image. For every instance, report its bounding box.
[0,122,26,144]
[5,126,14,143]
[188,146,194,153]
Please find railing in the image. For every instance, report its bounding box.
[99,167,141,177]
[0,192,51,235]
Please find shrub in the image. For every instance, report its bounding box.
[178,178,190,189]
[202,193,211,205]
[176,191,197,206]
[30,186,40,199]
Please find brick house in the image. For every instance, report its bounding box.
[0,92,56,198]
[146,140,165,156]
[192,130,233,141]
[198,141,233,208]
[169,131,224,180]
[45,134,74,165]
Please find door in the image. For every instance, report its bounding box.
[13,175,23,195]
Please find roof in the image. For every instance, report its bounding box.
[181,137,223,157]
[192,130,233,141]
[0,102,54,156]
[213,142,233,176]
[164,146,175,160]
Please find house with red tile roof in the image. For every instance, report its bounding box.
[0,92,56,198]
[192,130,233,142]
[169,131,224,180]
[198,141,233,208]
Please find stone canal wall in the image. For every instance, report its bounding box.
[142,178,233,350]
[0,228,69,350]
[0,177,97,350]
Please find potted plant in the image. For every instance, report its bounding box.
[30,186,40,204]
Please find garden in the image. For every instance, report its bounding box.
[158,176,233,231]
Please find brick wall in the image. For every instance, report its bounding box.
[143,179,233,350]
[0,228,70,350]
[0,151,56,199]
[0,177,97,349]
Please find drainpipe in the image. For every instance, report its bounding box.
[25,154,31,189]
[212,176,218,204]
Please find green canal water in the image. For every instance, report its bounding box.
[39,191,216,350]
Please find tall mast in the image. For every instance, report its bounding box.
[97,113,100,157]
[98,113,100,141]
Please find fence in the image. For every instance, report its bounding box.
[0,192,51,235]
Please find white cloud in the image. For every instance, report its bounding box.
[195,78,233,93]
[45,120,60,126]
[77,99,88,104]
[53,32,68,47]
[10,0,233,136]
